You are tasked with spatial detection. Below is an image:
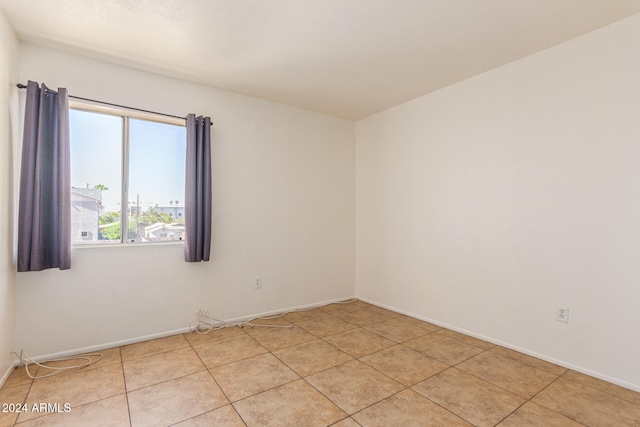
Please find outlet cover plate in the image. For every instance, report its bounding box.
[556,306,569,323]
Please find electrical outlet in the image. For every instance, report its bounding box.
[556,306,569,323]
[254,275,262,289]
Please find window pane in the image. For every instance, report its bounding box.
[127,119,186,242]
[70,110,122,243]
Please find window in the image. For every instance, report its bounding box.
[69,103,186,244]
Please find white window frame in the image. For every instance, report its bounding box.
[70,99,186,246]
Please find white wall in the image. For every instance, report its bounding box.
[15,43,355,357]
[0,10,18,383]
[356,14,640,390]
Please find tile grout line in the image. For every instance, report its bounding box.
[408,365,483,426]
[302,317,382,417]
[395,328,580,418]
[12,361,126,426]
[185,327,266,426]
[441,346,567,425]
[327,416,360,426]
[558,370,640,407]
[300,332,472,426]
[8,302,639,426]
[496,371,590,427]
[120,347,134,427]
[349,329,545,426]
[120,342,192,364]
[161,301,368,423]
[446,347,594,424]
[10,367,34,427]
[303,328,406,419]
[190,325,285,369]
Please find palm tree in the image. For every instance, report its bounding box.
[94,184,109,216]
[140,207,174,224]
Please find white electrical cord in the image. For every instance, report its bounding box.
[191,310,252,334]
[12,350,104,379]
[190,310,295,333]
[14,299,360,378]
[191,298,358,334]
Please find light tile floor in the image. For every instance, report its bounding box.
[2,300,640,426]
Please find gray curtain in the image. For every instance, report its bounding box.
[17,81,71,272]
[184,114,212,262]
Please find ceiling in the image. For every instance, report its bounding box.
[2,0,640,120]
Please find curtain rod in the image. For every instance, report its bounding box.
[17,83,188,121]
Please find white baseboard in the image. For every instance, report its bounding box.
[20,326,191,364]
[356,296,640,393]
[0,362,17,389]
[13,295,357,364]
[223,295,357,324]
[9,294,639,394]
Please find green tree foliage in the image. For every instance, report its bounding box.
[99,210,120,225]
[94,184,109,191]
[139,207,174,224]
[100,223,120,240]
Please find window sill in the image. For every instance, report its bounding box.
[72,241,184,249]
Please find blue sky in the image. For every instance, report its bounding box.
[69,109,186,213]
